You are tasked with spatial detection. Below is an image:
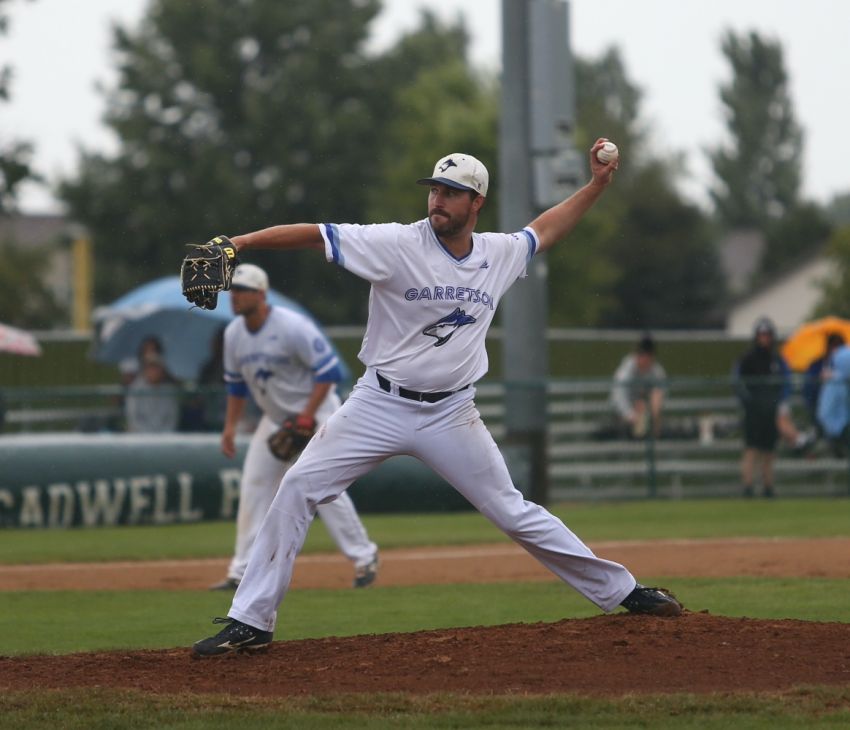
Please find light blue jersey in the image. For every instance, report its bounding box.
[224,306,341,424]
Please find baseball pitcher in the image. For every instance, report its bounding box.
[190,140,683,657]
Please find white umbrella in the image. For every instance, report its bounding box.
[0,322,42,356]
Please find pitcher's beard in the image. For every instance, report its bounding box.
[430,211,469,238]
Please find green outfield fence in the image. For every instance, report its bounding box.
[0,327,751,387]
[0,330,847,529]
[0,373,848,530]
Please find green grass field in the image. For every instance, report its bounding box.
[2,578,850,657]
[3,688,849,730]
[2,499,849,728]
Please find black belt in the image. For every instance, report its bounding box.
[376,372,468,403]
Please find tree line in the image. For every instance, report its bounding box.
[2,0,848,328]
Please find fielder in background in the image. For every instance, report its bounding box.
[192,139,683,658]
[209,263,379,592]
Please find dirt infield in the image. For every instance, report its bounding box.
[3,536,850,591]
[2,537,849,697]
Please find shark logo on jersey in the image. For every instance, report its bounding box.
[422,307,476,347]
[439,158,458,173]
[255,367,273,393]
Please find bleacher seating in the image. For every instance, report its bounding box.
[3,378,848,499]
[474,379,850,499]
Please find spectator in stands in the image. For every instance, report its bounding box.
[734,317,813,498]
[124,352,181,433]
[119,335,165,387]
[610,333,667,439]
[816,343,850,455]
[803,332,846,429]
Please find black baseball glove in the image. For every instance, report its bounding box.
[180,235,240,310]
[267,415,316,462]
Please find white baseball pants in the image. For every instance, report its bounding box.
[229,369,637,632]
[226,413,377,582]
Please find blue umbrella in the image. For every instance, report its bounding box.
[92,276,350,382]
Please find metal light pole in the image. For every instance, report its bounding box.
[500,0,581,503]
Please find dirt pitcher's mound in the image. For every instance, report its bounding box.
[2,613,849,697]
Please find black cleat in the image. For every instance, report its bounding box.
[208,577,240,591]
[192,617,273,657]
[353,555,379,588]
[620,584,683,617]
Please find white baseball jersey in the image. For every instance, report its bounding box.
[225,218,638,633]
[223,306,341,424]
[320,219,538,392]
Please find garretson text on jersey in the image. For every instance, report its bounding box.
[403,286,495,309]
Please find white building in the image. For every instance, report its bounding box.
[726,250,832,337]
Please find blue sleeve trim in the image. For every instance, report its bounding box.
[227,382,249,398]
[313,352,337,372]
[522,227,538,262]
[315,362,344,383]
[324,223,344,266]
[223,369,242,383]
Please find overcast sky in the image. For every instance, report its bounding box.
[2,0,848,214]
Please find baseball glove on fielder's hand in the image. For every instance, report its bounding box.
[268,415,316,461]
[180,235,240,310]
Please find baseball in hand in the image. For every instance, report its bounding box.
[596,141,619,164]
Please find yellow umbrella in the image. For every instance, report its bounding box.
[781,316,850,371]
